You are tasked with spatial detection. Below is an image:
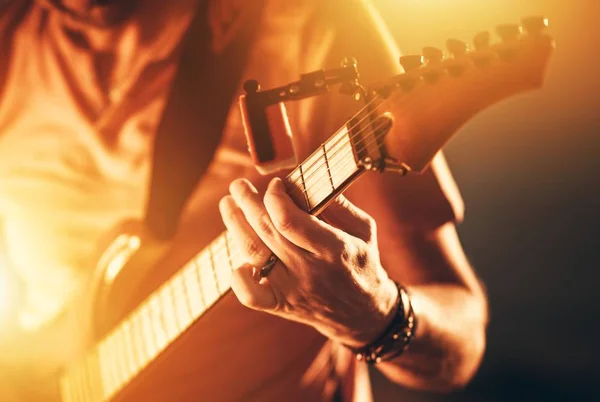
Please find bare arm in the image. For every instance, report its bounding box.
[218,0,488,393]
[375,222,488,391]
[320,0,488,390]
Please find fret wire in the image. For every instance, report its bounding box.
[286,94,383,188]
[285,157,354,214]
[289,114,362,187]
[128,314,144,377]
[120,321,136,380]
[212,236,232,292]
[87,248,249,401]
[322,143,335,191]
[183,262,204,317]
[298,163,311,210]
[108,124,384,396]
[145,302,161,350]
[62,123,384,402]
[208,243,220,293]
[160,283,180,340]
[140,305,158,367]
[108,334,125,397]
[149,296,169,352]
[301,148,358,201]
[116,329,132,389]
[110,331,126,393]
[293,131,354,189]
[297,119,395,199]
[328,134,354,189]
[172,272,192,332]
[62,120,391,402]
[124,320,141,375]
[194,259,207,307]
[285,131,356,206]
[97,338,113,400]
[101,341,119,400]
[198,253,219,304]
[132,310,152,367]
[289,113,384,191]
[305,145,334,208]
[107,336,122,397]
[292,142,358,212]
[115,327,129,382]
[224,232,234,271]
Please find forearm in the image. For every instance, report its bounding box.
[377,283,488,392]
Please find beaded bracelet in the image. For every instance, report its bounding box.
[351,282,417,365]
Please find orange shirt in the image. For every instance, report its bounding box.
[0,1,463,401]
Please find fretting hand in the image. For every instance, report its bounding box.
[219,177,398,347]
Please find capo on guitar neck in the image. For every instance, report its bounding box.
[238,58,365,175]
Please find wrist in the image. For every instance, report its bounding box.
[347,281,417,365]
[353,278,399,347]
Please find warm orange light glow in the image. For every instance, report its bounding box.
[0,265,16,326]
[100,234,142,285]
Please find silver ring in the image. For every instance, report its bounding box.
[259,254,278,278]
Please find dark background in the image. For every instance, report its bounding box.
[372,1,600,401]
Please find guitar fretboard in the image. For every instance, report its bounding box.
[60,114,375,402]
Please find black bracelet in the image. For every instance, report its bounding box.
[350,282,417,365]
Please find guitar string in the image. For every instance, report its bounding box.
[294,117,394,198]
[67,86,421,397]
[68,122,395,399]
[287,93,391,187]
[70,52,517,398]
[286,73,424,187]
[285,92,382,182]
[80,83,433,390]
[289,38,516,186]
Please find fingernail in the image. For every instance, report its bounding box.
[270,177,286,195]
[231,178,256,194]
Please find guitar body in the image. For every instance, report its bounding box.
[87,191,332,402]
[54,20,553,402]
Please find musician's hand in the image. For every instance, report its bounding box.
[219,177,398,347]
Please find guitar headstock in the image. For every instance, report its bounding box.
[367,16,554,173]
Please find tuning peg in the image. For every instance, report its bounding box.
[422,47,444,64]
[399,55,424,72]
[522,16,549,35]
[243,79,261,94]
[473,31,491,50]
[496,24,522,41]
[446,39,468,57]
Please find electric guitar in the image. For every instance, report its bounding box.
[50,17,554,402]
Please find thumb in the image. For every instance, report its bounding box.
[231,263,277,311]
[320,195,376,244]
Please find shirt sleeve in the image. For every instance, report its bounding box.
[0,1,33,99]
[294,0,464,230]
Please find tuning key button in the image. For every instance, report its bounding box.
[399,55,424,72]
[446,39,468,57]
[243,79,261,94]
[522,16,549,35]
[496,24,522,41]
[422,47,444,64]
[473,31,491,50]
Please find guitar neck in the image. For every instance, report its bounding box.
[59,108,378,402]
